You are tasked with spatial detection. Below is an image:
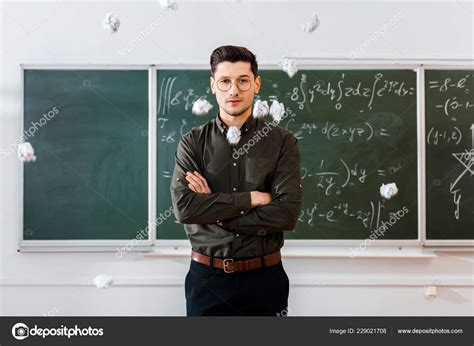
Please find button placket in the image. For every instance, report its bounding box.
[231,153,241,232]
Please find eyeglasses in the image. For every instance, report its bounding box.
[216,78,253,92]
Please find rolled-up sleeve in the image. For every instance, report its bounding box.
[170,132,252,225]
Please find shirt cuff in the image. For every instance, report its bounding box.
[223,192,250,231]
[233,192,251,214]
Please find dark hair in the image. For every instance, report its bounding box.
[210,45,258,79]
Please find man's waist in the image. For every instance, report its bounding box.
[191,250,281,273]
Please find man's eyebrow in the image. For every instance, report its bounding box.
[217,74,251,79]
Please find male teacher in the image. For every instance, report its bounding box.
[170,45,303,316]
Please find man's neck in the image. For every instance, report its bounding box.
[219,108,251,129]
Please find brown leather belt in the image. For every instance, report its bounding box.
[191,250,281,273]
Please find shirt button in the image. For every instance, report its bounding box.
[232,162,237,167]
[232,187,237,191]
[236,233,240,237]
[240,210,244,215]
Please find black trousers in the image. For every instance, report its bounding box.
[184,258,290,316]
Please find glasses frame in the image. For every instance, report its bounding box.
[215,77,253,92]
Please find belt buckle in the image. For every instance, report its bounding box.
[223,259,234,273]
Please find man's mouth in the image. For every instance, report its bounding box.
[227,100,241,105]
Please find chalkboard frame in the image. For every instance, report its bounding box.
[421,64,474,247]
[18,62,473,253]
[19,65,156,252]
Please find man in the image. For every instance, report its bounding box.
[170,45,303,316]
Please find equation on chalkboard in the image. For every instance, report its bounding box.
[425,69,473,240]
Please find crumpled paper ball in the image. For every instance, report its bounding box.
[18,142,37,162]
[278,57,298,78]
[158,0,177,11]
[253,100,269,119]
[269,100,285,123]
[226,126,241,145]
[192,99,213,116]
[103,13,120,34]
[94,275,113,289]
[380,183,399,199]
[302,13,320,33]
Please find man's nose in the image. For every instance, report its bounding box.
[228,83,240,95]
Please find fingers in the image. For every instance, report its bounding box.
[185,171,211,193]
[259,193,270,206]
[259,192,272,206]
[193,171,210,190]
[250,191,272,207]
[187,181,198,192]
[186,172,204,192]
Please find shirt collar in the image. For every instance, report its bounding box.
[215,110,257,135]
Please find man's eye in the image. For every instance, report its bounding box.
[239,79,250,83]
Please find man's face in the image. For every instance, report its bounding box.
[210,61,261,117]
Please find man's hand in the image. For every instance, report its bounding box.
[185,171,212,193]
[250,191,272,208]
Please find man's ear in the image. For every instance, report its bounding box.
[254,75,261,94]
[210,76,216,94]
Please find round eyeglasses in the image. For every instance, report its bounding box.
[216,78,253,92]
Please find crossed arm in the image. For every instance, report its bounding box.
[170,132,303,235]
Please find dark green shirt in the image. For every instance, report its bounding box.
[170,111,303,259]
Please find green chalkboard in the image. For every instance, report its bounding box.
[425,69,474,240]
[156,70,216,239]
[23,69,149,240]
[157,69,419,240]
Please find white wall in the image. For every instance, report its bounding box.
[1,0,473,316]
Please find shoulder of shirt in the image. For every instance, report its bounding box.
[179,118,215,143]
